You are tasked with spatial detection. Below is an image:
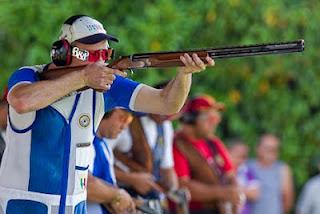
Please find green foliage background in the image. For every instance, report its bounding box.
[0,0,319,196]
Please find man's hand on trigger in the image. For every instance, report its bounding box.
[81,61,127,91]
[179,53,215,74]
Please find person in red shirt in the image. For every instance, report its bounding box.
[173,95,242,214]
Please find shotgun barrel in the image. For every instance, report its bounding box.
[109,39,304,70]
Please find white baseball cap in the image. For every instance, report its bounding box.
[59,15,119,44]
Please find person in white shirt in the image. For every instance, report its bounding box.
[296,156,320,214]
[112,113,177,192]
[109,81,178,200]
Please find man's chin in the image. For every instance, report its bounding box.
[109,135,117,139]
[111,131,121,139]
[195,131,211,139]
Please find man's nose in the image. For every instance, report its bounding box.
[98,54,104,62]
[97,50,105,62]
[97,57,104,63]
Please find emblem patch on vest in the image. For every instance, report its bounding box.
[78,114,90,128]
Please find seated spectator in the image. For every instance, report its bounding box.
[248,134,294,214]
[296,155,320,214]
[173,95,241,214]
[110,82,188,214]
[87,109,135,214]
[228,139,260,214]
[112,113,182,213]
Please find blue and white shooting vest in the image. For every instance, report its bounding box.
[0,65,140,214]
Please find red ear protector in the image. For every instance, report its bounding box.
[51,40,72,66]
[50,39,114,66]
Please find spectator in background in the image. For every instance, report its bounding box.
[111,81,187,214]
[0,87,8,164]
[228,139,260,214]
[112,113,179,213]
[248,134,294,214]
[173,95,241,214]
[296,155,320,214]
[87,109,135,214]
[112,81,177,195]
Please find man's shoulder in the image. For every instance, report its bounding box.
[8,64,47,89]
[276,160,288,170]
[95,137,114,154]
[18,64,47,73]
[11,64,47,76]
[209,136,225,146]
[305,174,320,188]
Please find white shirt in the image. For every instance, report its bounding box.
[296,175,320,214]
[110,116,174,169]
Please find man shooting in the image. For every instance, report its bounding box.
[0,14,214,214]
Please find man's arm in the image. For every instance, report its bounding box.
[87,173,135,213]
[87,172,119,203]
[178,177,240,204]
[281,164,294,213]
[133,54,214,115]
[114,150,149,172]
[9,63,125,113]
[9,72,85,113]
[115,168,163,195]
[242,184,260,202]
[159,168,179,192]
[242,170,260,202]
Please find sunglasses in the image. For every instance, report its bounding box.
[71,46,114,62]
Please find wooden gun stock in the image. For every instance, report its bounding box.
[39,39,304,82]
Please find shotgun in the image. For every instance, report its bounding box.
[40,39,304,81]
[109,39,304,70]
